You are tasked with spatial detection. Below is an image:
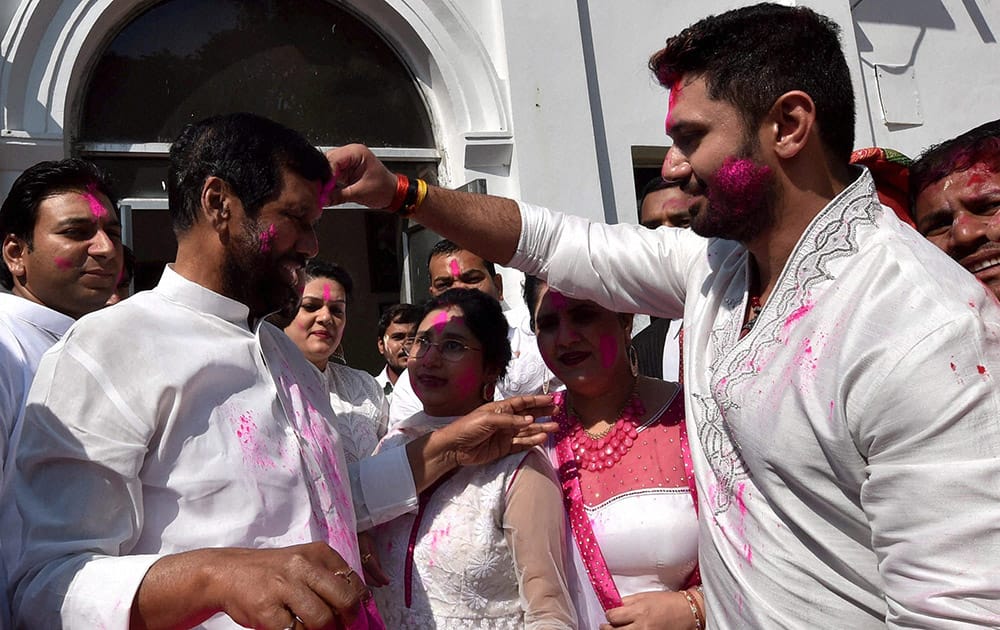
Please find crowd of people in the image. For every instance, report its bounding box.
[0,2,999,629]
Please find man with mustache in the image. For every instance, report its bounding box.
[2,113,555,629]
[326,4,1000,628]
[911,119,1000,300]
[373,303,421,400]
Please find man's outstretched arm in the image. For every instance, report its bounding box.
[326,144,523,265]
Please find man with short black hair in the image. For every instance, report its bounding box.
[328,4,1000,626]
[374,303,420,399]
[3,113,554,629]
[388,239,557,426]
[0,157,122,454]
[911,119,1000,300]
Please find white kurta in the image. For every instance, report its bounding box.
[510,168,1000,628]
[324,362,388,463]
[0,293,73,463]
[1,266,415,629]
[0,293,73,629]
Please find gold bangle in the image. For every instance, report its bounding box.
[683,589,703,629]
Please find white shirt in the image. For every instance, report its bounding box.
[0,293,73,629]
[1,266,416,629]
[324,362,388,463]
[0,293,73,462]
[661,318,683,383]
[389,312,557,427]
[510,169,1000,628]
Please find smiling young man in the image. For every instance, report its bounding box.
[911,119,1000,300]
[326,4,1000,627]
[0,157,122,628]
[3,113,555,630]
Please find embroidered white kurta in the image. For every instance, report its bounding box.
[510,169,1000,628]
[1,266,414,629]
[323,362,388,463]
[373,413,576,629]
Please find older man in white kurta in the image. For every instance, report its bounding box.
[510,169,1000,627]
[5,265,409,628]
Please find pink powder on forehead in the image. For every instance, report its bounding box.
[665,79,684,131]
[84,185,107,219]
[259,224,277,253]
[598,334,618,369]
[448,259,461,278]
[549,290,569,310]
[322,284,332,302]
[54,256,73,270]
[431,310,452,332]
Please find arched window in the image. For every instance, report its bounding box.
[75,0,439,370]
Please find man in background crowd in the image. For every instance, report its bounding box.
[911,118,1000,300]
[373,303,420,400]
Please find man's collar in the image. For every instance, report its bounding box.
[154,264,251,329]
[0,292,74,337]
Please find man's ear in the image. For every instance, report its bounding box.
[766,91,816,160]
[493,273,504,302]
[201,176,233,234]
[2,234,28,278]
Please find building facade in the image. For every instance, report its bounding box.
[3,0,999,369]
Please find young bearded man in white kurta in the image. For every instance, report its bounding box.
[325,5,1000,628]
[2,114,556,630]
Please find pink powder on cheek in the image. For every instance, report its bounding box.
[598,334,618,369]
[708,157,773,218]
[448,259,461,278]
[84,185,108,219]
[54,256,73,270]
[259,224,277,253]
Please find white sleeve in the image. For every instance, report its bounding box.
[387,368,423,429]
[855,314,1000,627]
[509,201,707,320]
[350,445,418,532]
[3,343,160,630]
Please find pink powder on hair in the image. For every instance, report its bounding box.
[448,259,461,278]
[54,256,73,270]
[320,177,337,208]
[598,334,618,369]
[665,79,684,131]
[84,185,107,219]
[259,224,277,253]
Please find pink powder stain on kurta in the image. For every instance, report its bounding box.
[978,365,988,375]
[233,411,276,470]
[259,224,277,253]
[425,524,453,568]
[598,334,618,369]
[734,483,753,565]
[53,256,73,270]
[783,303,814,331]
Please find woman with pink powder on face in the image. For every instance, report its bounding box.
[372,288,576,629]
[524,276,704,630]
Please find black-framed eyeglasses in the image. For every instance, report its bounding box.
[403,337,482,362]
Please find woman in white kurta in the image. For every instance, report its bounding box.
[373,288,576,629]
[282,259,388,463]
[524,276,704,630]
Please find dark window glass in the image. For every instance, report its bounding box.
[78,0,435,148]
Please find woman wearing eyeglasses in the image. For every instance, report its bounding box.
[372,288,576,629]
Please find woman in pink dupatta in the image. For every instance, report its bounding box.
[525,276,705,630]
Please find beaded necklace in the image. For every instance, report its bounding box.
[560,385,646,472]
